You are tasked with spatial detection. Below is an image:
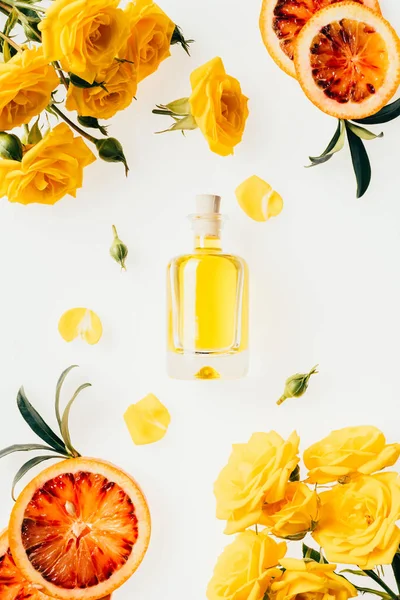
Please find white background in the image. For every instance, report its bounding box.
[0,0,400,598]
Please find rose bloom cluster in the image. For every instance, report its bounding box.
[0,0,178,205]
[208,426,400,600]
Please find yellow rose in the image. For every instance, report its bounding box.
[121,0,175,83]
[313,473,400,569]
[39,0,127,84]
[207,530,286,600]
[271,559,357,600]
[0,123,95,205]
[304,425,400,484]
[214,431,300,534]
[66,61,137,119]
[0,47,58,130]
[189,57,249,156]
[261,482,319,540]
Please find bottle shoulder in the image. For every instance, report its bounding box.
[168,251,248,268]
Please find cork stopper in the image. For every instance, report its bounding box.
[195,194,221,215]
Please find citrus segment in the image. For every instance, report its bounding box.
[58,308,103,345]
[9,458,151,600]
[0,530,49,600]
[294,2,400,119]
[235,175,283,222]
[259,0,381,77]
[124,394,171,445]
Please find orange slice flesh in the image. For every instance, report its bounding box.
[0,530,49,600]
[260,0,381,78]
[294,2,400,119]
[9,459,151,600]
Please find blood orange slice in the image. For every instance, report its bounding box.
[0,529,49,600]
[260,0,381,78]
[294,2,400,118]
[8,458,151,600]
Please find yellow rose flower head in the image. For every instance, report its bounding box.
[304,425,400,484]
[39,0,128,84]
[189,57,249,157]
[66,61,137,120]
[124,393,171,445]
[261,482,319,540]
[58,308,103,345]
[236,175,284,222]
[272,559,357,600]
[0,47,59,130]
[207,530,286,600]
[313,473,400,569]
[214,431,300,534]
[121,0,175,83]
[0,123,95,205]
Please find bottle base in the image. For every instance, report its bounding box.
[167,350,249,380]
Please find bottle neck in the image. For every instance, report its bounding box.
[194,234,222,251]
[190,214,224,251]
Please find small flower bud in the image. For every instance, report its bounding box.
[78,116,108,137]
[95,138,129,176]
[110,225,128,271]
[277,365,318,406]
[0,132,23,161]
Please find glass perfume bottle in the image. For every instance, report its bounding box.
[167,194,249,380]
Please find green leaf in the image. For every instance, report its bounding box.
[27,117,42,144]
[17,387,68,456]
[19,7,42,42]
[69,73,106,90]
[392,553,400,593]
[60,383,91,457]
[307,119,345,167]
[302,543,328,564]
[340,569,368,577]
[12,455,61,501]
[354,586,391,599]
[289,465,300,482]
[1,8,18,60]
[0,132,23,161]
[77,116,108,137]
[55,365,78,431]
[171,25,194,56]
[345,122,371,199]
[354,99,400,125]
[0,443,58,459]
[346,122,383,141]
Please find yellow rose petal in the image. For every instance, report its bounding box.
[58,308,103,345]
[124,394,171,445]
[235,175,283,222]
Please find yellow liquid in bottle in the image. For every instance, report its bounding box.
[167,237,249,355]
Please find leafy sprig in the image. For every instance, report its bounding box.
[307,99,400,198]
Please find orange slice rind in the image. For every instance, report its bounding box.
[235,175,283,222]
[294,2,400,119]
[259,0,382,78]
[9,458,151,600]
[58,308,103,345]
[124,394,171,445]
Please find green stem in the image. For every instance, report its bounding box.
[364,570,399,600]
[392,554,400,594]
[0,30,22,51]
[52,61,69,90]
[112,225,118,238]
[50,104,98,145]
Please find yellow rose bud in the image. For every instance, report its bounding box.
[304,425,400,484]
[0,123,95,205]
[121,0,175,83]
[261,482,319,540]
[207,530,286,600]
[0,47,59,130]
[214,431,300,534]
[271,559,357,600]
[189,57,249,156]
[39,0,128,84]
[66,61,137,120]
[313,473,400,569]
